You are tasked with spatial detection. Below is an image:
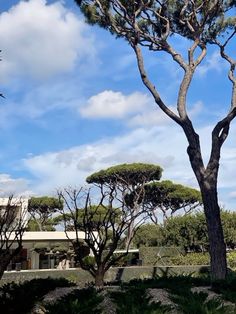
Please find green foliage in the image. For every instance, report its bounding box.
[57,204,121,231]
[3,275,236,313]
[139,246,184,266]
[26,218,56,231]
[133,224,164,248]
[120,276,236,313]
[0,277,74,314]
[162,212,208,251]
[28,196,63,213]
[123,275,210,294]
[135,212,236,259]
[170,253,210,266]
[126,180,202,222]
[221,211,236,249]
[45,287,103,314]
[28,196,63,231]
[110,286,172,314]
[137,248,236,268]
[227,251,236,269]
[211,275,236,304]
[144,180,201,213]
[82,255,96,267]
[170,291,234,314]
[160,211,236,252]
[76,0,236,45]
[86,163,163,185]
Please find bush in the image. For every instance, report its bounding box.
[82,255,96,267]
[0,277,74,314]
[227,251,236,269]
[45,287,103,314]
[139,246,184,266]
[170,253,210,266]
[110,285,172,313]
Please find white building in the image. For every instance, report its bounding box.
[0,197,29,226]
[0,198,91,271]
[7,231,88,270]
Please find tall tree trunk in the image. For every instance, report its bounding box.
[125,219,134,250]
[0,262,7,280]
[201,185,227,279]
[95,266,105,287]
[185,126,227,280]
[0,251,18,280]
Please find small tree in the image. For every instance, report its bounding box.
[87,163,162,248]
[133,223,164,248]
[162,212,208,252]
[58,185,146,287]
[75,0,236,279]
[142,180,202,222]
[28,196,63,231]
[0,196,27,279]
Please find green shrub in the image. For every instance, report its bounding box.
[227,251,236,269]
[211,275,236,303]
[170,253,210,266]
[0,277,74,314]
[110,286,172,313]
[139,247,209,266]
[45,287,103,314]
[82,255,96,266]
[139,246,184,266]
[170,291,234,314]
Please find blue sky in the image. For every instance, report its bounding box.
[0,0,236,209]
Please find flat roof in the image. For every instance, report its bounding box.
[12,231,86,241]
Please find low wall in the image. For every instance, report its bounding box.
[1,265,210,286]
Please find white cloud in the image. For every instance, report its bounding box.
[0,174,31,196]
[80,88,204,128]
[0,79,84,128]
[0,0,95,81]
[22,125,195,194]
[197,51,227,76]
[128,107,170,128]
[80,90,150,119]
[229,191,236,199]
[20,121,236,209]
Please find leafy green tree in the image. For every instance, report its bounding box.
[27,196,63,231]
[58,186,146,287]
[128,180,202,223]
[75,0,236,279]
[221,211,236,250]
[26,218,57,231]
[87,163,162,248]
[162,212,208,252]
[133,223,164,248]
[160,210,236,252]
[87,163,162,185]
[56,204,121,232]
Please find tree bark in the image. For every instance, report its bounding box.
[95,266,105,287]
[185,128,227,280]
[200,185,227,279]
[125,220,134,250]
[0,248,22,280]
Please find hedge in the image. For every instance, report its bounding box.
[139,246,184,266]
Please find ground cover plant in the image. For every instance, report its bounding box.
[111,275,236,314]
[109,285,172,314]
[31,274,236,313]
[0,277,74,314]
[45,287,103,314]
